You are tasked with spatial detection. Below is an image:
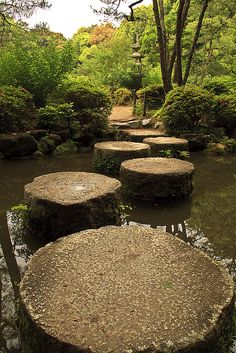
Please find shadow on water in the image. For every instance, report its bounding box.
[0,152,236,352]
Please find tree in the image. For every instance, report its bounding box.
[96,0,216,93]
[0,0,50,41]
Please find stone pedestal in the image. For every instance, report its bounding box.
[24,172,121,239]
[93,141,150,174]
[120,157,194,200]
[143,137,188,156]
[20,225,234,353]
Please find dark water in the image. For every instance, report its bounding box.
[0,152,235,352]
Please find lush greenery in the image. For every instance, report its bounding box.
[160,85,216,136]
[0,85,36,133]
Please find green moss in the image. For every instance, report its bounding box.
[93,152,122,175]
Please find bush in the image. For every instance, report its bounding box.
[37,103,76,131]
[160,85,216,136]
[215,95,236,134]
[54,76,112,139]
[137,85,165,110]
[0,86,36,133]
[203,78,231,96]
[113,88,132,105]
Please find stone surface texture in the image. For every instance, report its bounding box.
[122,129,166,142]
[93,141,151,174]
[24,172,121,239]
[20,225,234,353]
[0,133,37,158]
[120,157,194,200]
[143,137,189,155]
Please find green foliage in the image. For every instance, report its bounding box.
[203,78,231,95]
[54,75,112,138]
[37,103,76,131]
[113,88,132,105]
[215,95,236,133]
[160,85,216,136]
[0,35,74,107]
[158,149,190,160]
[220,137,236,153]
[137,84,165,110]
[0,85,36,133]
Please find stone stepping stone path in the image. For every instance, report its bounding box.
[24,172,121,240]
[120,157,194,200]
[122,128,167,142]
[93,141,151,174]
[20,225,234,353]
[143,137,189,156]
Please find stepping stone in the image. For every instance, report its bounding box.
[20,225,234,353]
[24,172,121,240]
[93,141,151,174]
[143,137,189,156]
[122,128,166,142]
[120,157,194,200]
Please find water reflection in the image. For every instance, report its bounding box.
[0,152,236,352]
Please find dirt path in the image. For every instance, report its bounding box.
[109,105,136,122]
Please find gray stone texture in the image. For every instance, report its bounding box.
[24,172,121,240]
[93,141,151,174]
[120,157,194,200]
[143,137,189,156]
[0,133,37,158]
[122,129,167,142]
[20,225,234,353]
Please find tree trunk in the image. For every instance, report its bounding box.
[183,0,211,84]
[175,0,185,85]
[152,0,172,93]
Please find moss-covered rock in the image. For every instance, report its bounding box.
[53,139,78,156]
[38,136,56,154]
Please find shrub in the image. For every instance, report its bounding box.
[137,85,165,110]
[113,88,132,105]
[160,85,216,136]
[203,78,231,96]
[37,103,76,131]
[54,76,112,139]
[215,95,236,134]
[0,85,36,133]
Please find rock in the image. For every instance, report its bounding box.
[0,152,4,160]
[180,133,208,151]
[54,129,71,141]
[127,120,141,129]
[93,141,151,174]
[38,136,56,154]
[0,133,37,158]
[27,129,47,140]
[207,143,227,155]
[110,122,131,129]
[24,172,121,240]
[143,137,189,156]
[20,225,234,353]
[122,129,167,142]
[154,121,165,132]
[32,151,43,159]
[47,133,62,146]
[120,157,194,200]
[142,118,152,127]
[53,139,78,156]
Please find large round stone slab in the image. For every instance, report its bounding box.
[143,137,189,156]
[120,157,194,200]
[20,226,234,353]
[122,129,166,142]
[93,141,151,174]
[24,172,121,239]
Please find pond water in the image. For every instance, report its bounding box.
[0,152,235,352]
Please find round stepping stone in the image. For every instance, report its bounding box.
[20,225,234,353]
[122,128,166,142]
[120,157,194,200]
[24,172,121,239]
[143,137,189,156]
[93,141,151,174]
